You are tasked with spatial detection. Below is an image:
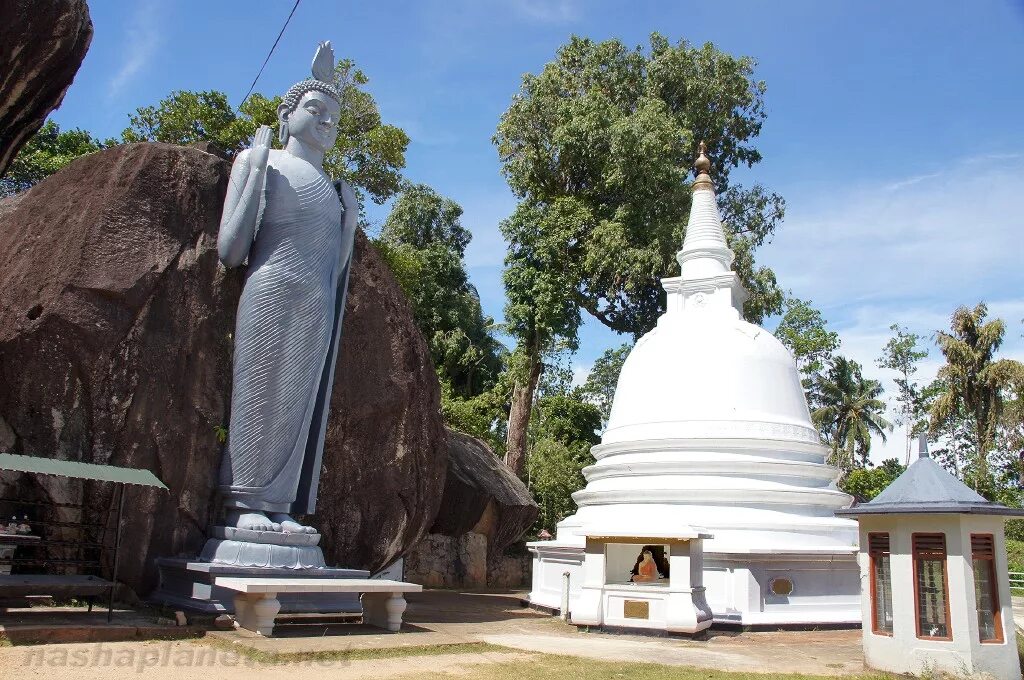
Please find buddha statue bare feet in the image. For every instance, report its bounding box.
[269,513,318,534]
[226,510,281,532]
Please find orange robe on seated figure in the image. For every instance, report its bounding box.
[634,552,658,582]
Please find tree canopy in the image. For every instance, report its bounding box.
[122,59,409,204]
[876,323,929,464]
[930,303,1024,490]
[0,120,104,196]
[809,355,892,474]
[495,33,785,339]
[840,458,906,502]
[377,183,505,398]
[775,296,839,378]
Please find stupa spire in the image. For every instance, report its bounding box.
[676,141,737,282]
[692,140,714,191]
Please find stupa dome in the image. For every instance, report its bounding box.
[604,309,818,447]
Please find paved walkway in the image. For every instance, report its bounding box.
[212,590,865,676]
[1012,595,1024,631]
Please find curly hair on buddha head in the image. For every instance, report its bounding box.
[278,41,343,145]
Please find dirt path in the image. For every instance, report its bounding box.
[2,640,532,680]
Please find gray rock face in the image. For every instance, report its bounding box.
[431,429,538,555]
[0,142,448,592]
[0,0,93,176]
[0,143,239,594]
[312,233,448,573]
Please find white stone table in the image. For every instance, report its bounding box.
[214,577,422,636]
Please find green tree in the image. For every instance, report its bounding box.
[527,438,591,534]
[380,182,469,253]
[122,58,409,204]
[0,120,104,196]
[876,324,929,465]
[495,34,785,475]
[930,303,1024,491]
[774,296,839,377]
[494,34,784,336]
[580,343,632,427]
[440,380,509,455]
[500,203,582,475]
[532,392,602,451]
[840,458,905,502]
[122,90,250,150]
[810,356,893,475]
[526,380,602,533]
[378,183,505,398]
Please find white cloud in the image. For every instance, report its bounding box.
[107,0,162,98]
[391,118,459,148]
[759,152,1024,465]
[510,0,581,23]
[571,361,592,388]
[763,152,1024,311]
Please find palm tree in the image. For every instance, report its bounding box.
[810,355,893,475]
[930,303,1024,490]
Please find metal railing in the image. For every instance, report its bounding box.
[1009,571,1024,591]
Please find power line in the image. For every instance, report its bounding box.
[240,0,302,107]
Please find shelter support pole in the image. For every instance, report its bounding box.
[107,483,126,622]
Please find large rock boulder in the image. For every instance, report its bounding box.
[312,213,447,573]
[0,0,93,176]
[0,142,447,592]
[431,429,537,555]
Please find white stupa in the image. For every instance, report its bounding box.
[529,144,861,626]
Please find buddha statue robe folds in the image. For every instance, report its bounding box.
[213,41,357,539]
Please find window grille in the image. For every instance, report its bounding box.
[913,533,951,640]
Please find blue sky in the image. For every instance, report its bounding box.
[53,0,1024,462]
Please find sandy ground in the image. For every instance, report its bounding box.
[3,642,532,680]
[0,591,868,678]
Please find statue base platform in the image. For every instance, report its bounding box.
[150,557,370,614]
[209,525,322,547]
[198,525,324,568]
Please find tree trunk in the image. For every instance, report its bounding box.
[974,408,989,492]
[504,351,542,477]
[904,419,912,466]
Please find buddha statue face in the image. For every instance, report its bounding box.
[277,90,341,154]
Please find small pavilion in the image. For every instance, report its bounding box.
[837,436,1023,679]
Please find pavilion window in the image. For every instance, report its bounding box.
[868,533,893,635]
[913,533,951,639]
[971,534,1003,643]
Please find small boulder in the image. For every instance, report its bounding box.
[431,429,538,554]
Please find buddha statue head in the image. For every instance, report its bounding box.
[277,41,343,154]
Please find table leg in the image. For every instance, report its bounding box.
[362,592,407,632]
[233,592,280,636]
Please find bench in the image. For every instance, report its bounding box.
[0,574,113,611]
[214,577,422,636]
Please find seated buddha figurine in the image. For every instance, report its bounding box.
[632,550,659,583]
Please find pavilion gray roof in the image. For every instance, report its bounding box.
[0,453,167,488]
[836,455,1024,517]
